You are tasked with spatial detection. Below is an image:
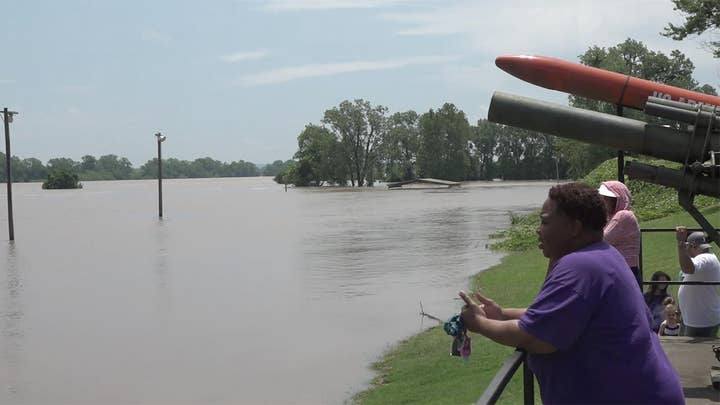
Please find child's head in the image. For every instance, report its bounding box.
[664,303,679,323]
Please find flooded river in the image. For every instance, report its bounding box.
[0,177,553,404]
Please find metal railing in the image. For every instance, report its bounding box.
[476,349,534,405]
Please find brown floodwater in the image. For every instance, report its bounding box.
[0,177,553,404]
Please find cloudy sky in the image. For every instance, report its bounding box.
[2,0,719,166]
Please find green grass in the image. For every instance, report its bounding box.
[490,158,718,251]
[353,158,720,404]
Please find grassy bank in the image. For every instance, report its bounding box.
[353,159,720,404]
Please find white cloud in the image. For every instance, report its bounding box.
[236,55,454,85]
[377,0,720,88]
[141,29,172,45]
[261,0,407,11]
[380,0,685,57]
[221,50,269,62]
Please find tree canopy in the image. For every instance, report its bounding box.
[42,170,82,189]
[663,0,720,57]
[278,100,566,186]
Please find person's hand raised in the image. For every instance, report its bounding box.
[459,290,488,333]
[470,290,504,321]
[676,226,688,244]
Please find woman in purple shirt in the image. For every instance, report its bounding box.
[460,182,683,404]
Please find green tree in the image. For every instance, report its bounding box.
[22,158,47,181]
[417,103,471,181]
[0,153,49,182]
[663,0,720,57]
[293,124,338,186]
[228,160,260,177]
[42,170,82,189]
[274,161,297,184]
[80,155,97,172]
[96,154,133,179]
[189,157,217,177]
[323,99,388,186]
[47,157,79,174]
[382,111,419,182]
[262,160,292,177]
[469,120,499,180]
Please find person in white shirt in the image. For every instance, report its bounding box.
[675,227,720,337]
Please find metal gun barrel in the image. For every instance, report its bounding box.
[625,161,720,198]
[644,99,720,128]
[487,91,720,164]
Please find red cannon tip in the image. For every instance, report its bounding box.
[495,55,539,73]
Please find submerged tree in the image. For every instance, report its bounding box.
[42,170,82,189]
[323,99,388,186]
[417,103,471,181]
[293,124,339,186]
[382,110,420,182]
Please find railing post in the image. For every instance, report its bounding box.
[476,349,528,404]
[523,356,534,404]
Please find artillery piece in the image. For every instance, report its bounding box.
[487,91,720,246]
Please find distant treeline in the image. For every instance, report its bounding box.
[0,153,290,182]
[275,104,569,187]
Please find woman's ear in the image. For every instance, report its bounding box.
[570,218,584,237]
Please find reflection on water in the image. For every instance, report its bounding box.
[154,219,170,290]
[0,178,552,404]
[2,243,23,399]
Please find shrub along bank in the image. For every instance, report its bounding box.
[353,158,719,404]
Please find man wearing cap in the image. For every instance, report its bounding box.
[676,226,720,337]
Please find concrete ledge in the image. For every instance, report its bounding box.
[659,336,720,403]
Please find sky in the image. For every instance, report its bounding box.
[2,0,720,167]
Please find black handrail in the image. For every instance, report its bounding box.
[476,349,534,405]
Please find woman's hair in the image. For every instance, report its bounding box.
[644,271,671,304]
[548,183,607,231]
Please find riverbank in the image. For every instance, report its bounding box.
[353,159,720,404]
[354,206,719,404]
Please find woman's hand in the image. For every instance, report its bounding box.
[472,290,505,320]
[459,290,489,333]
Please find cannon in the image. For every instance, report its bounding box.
[487,91,720,245]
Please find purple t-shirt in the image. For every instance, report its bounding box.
[519,241,684,404]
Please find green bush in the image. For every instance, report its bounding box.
[42,170,83,189]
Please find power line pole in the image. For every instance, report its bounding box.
[155,132,166,218]
[3,108,18,241]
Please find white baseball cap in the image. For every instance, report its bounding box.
[598,184,617,198]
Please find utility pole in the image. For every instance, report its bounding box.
[155,132,166,218]
[3,108,18,241]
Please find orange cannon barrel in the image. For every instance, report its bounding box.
[496,55,720,110]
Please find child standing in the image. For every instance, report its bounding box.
[658,298,681,337]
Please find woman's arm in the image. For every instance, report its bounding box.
[459,291,556,354]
